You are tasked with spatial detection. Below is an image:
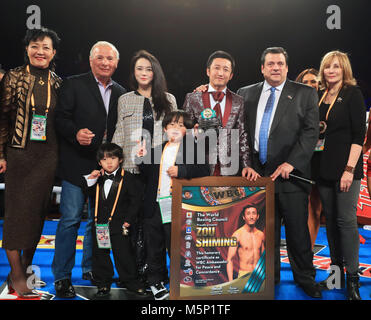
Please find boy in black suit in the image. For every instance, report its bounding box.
[136,110,210,300]
[85,143,147,298]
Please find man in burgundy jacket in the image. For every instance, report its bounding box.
[183,50,256,178]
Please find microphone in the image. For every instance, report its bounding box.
[198,108,222,132]
[289,173,316,185]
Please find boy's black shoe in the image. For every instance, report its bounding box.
[95,286,111,298]
[118,281,149,296]
[299,283,322,299]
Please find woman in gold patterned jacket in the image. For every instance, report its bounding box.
[0,27,62,298]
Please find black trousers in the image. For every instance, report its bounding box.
[275,191,316,286]
[143,205,171,286]
[318,180,361,274]
[131,173,146,272]
[92,225,140,288]
[251,152,316,286]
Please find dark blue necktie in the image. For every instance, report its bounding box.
[259,87,276,164]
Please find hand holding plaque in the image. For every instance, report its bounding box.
[198,108,222,133]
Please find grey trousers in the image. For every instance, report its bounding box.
[318,179,361,274]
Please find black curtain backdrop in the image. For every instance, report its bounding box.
[1,0,370,107]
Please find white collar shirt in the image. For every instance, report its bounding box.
[254,80,286,152]
[208,84,227,117]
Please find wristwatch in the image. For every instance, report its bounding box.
[344,165,355,174]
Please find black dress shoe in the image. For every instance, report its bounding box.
[346,273,361,300]
[95,286,111,298]
[54,279,76,298]
[121,282,149,296]
[132,287,149,296]
[82,271,97,285]
[300,283,322,299]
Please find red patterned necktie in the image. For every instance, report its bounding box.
[210,91,225,176]
[211,91,225,120]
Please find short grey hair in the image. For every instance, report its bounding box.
[90,41,120,60]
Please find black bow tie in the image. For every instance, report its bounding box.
[103,174,115,181]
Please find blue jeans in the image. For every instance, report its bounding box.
[52,180,94,282]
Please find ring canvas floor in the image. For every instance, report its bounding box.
[0,219,370,300]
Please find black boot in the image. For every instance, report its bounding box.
[346,273,361,300]
[319,265,345,290]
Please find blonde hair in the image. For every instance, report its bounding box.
[318,50,356,90]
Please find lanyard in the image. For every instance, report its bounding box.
[26,65,51,117]
[157,142,180,196]
[94,168,125,224]
[318,88,340,121]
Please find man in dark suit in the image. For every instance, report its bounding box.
[52,41,126,298]
[238,47,321,298]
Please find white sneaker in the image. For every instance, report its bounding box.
[150,282,169,300]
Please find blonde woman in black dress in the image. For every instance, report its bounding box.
[316,51,366,300]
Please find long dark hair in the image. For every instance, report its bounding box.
[23,27,61,71]
[295,68,319,83]
[129,50,172,120]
